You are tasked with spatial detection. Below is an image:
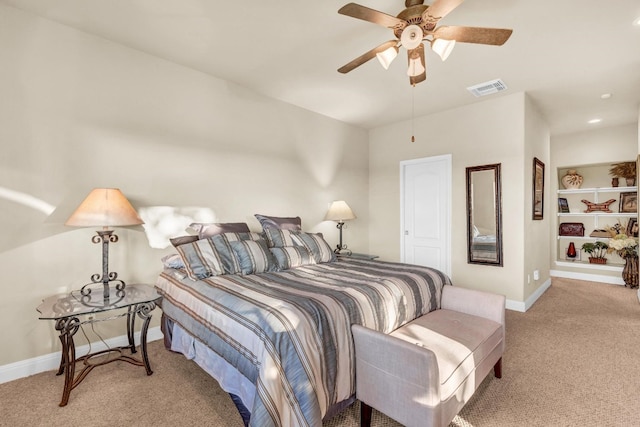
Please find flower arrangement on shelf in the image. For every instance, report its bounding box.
[607,233,638,258]
[609,162,636,186]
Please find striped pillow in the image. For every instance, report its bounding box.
[229,239,278,275]
[263,228,298,248]
[176,238,225,280]
[254,214,302,231]
[211,232,264,274]
[270,246,316,270]
[291,232,336,264]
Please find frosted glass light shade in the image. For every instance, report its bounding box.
[407,56,426,77]
[324,201,356,222]
[431,38,456,61]
[65,188,144,227]
[400,25,424,50]
[376,46,399,70]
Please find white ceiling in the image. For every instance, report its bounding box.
[3,0,640,135]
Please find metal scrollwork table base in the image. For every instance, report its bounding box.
[37,284,161,407]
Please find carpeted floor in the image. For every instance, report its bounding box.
[1,278,639,426]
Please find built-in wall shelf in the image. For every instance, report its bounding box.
[555,162,637,278]
[555,260,623,272]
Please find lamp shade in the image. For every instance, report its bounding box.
[431,38,456,61]
[324,201,356,222]
[65,188,144,227]
[407,55,426,77]
[376,45,399,70]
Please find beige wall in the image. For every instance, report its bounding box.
[0,5,369,366]
[369,92,550,303]
[523,96,551,302]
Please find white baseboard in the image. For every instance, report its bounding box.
[506,278,552,313]
[550,269,625,285]
[0,326,163,385]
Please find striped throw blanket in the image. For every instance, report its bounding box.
[155,258,451,427]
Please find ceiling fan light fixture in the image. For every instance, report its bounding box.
[376,46,399,70]
[400,24,424,50]
[407,55,425,77]
[431,38,456,61]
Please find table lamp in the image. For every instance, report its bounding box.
[65,188,144,301]
[324,200,356,254]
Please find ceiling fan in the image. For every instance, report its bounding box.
[337,0,513,85]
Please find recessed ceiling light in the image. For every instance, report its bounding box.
[633,17,640,26]
[588,118,602,124]
[600,93,611,99]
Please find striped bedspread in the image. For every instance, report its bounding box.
[155,258,451,427]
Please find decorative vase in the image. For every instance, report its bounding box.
[588,257,607,264]
[612,177,619,187]
[622,255,639,288]
[561,170,583,189]
[566,242,577,260]
[625,177,636,187]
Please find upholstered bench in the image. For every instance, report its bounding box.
[351,285,505,427]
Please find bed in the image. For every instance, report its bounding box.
[155,218,452,427]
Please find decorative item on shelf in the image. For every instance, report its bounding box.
[612,177,619,187]
[619,191,637,213]
[607,233,639,288]
[65,188,144,304]
[559,222,585,237]
[566,242,577,260]
[581,198,616,213]
[557,197,570,213]
[609,162,636,187]
[561,169,583,189]
[324,200,356,255]
[580,241,609,264]
[589,229,611,238]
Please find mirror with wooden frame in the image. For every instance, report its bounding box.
[466,164,503,266]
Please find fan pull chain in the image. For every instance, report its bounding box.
[411,83,416,143]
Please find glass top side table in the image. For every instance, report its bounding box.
[37,283,161,406]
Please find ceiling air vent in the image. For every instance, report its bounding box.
[467,79,507,97]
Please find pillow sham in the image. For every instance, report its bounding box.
[263,228,299,248]
[255,214,302,231]
[176,238,225,280]
[229,239,278,275]
[170,235,199,247]
[161,253,186,269]
[211,232,264,274]
[270,246,316,270]
[291,232,336,264]
[189,222,251,239]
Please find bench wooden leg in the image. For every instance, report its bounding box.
[360,401,373,427]
[494,357,502,378]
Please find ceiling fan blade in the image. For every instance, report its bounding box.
[422,0,464,26]
[338,3,406,29]
[338,40,399,74]
[408,44,426,85]
[433,26,513,45]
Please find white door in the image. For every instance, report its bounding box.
[400,155,451,276]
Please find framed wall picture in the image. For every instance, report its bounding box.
[627,218,638,237]
[532,157,544,220]
[619,192,637,213]
[558,197,570,213]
